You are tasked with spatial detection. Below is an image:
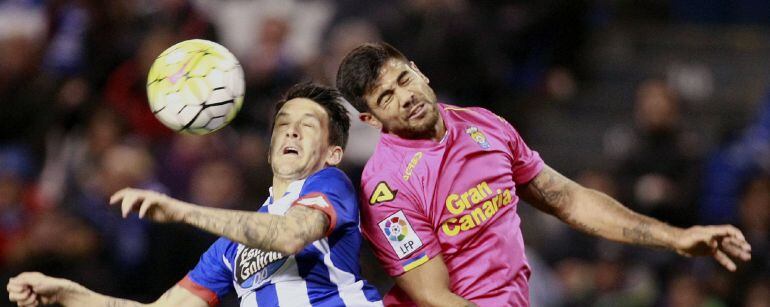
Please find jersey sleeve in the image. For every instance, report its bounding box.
[293,167,357,236]
[359,170,441,277]
[488,110,544,184]
[179,238,233,306]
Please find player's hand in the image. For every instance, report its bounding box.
[673,225,752,271]
[7,272,71,306]
[110,188,190,223]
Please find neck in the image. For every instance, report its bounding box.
[432,115,446,141]
[271,176,293,200]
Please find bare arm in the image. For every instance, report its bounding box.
[393,255,476,307]
[181,204,329,255]
[517,165,751,271]
[110,188,329,255]
[7,272,207,307]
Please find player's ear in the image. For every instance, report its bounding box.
[410,61,429,84]
[325,145,343,166]
[359,112,382,130]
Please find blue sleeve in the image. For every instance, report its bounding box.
[186,238,233,300]
[298,167,359,234]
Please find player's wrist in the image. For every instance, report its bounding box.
[56,279,91,305]
[177,200,201,224]
[666,226,688,253]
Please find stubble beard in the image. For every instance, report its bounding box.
[392,107,439,140]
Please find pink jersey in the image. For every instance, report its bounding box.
[360,103,544,306]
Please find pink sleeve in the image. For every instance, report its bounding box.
[492,112,544,184]
[360,172,441,277]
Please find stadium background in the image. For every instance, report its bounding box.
[1,0,769,306]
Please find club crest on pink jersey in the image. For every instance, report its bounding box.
[465,126,490,149]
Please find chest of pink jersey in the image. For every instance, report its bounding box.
[399,122,522,255]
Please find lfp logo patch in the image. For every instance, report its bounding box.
[465,126,490,149]
[384,216,409,241]
[379,211,423,259]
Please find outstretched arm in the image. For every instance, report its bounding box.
[110,188,329,255]
[7,272,207,307]
[517,165,752,271]
[394,255,477,307]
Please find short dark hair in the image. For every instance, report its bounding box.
[336,42,407,113]
[273,83,350,149]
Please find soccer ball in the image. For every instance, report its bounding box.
[146,39,245,135]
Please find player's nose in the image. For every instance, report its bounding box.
[398,90,416,109]
[284,123,301,139]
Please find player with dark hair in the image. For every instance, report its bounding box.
[7,83,383,307]
[336,42,752,306]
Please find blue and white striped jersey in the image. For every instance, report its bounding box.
[180,167,383,307]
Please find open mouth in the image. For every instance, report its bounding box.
[282,146,300,156]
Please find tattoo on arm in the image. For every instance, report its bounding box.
[526,167,572,211]
[183,208,280,250]
[622,221,668,248]
[284,205,330,245]
[563,213,600,235]
[182,204,329,253]
[522,165,677,249]
[105,299,143,307]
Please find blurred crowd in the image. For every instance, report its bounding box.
[0,0,768,306]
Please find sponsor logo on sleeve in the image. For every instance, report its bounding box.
[379,211,423,259]
[369,181,397,205]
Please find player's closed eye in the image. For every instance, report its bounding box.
[380,93,393,108]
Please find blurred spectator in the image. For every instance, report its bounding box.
[0,148,37,266]
[569,242,659,307]
[103,28,175,142]
[234,131,272,204]
[42,0,90,77]
[2,1,770,306]
[307,18,382,164]
[664,272,726,307]
[188,159,244,209]
[701,89,770,224]
[143,0,218,41]
[156,133,229,198]
[609,79,699,227]
[739,175,770,262]
[742,278,770,307]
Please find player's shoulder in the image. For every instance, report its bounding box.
[208,237,239,257]
[442,103,515,136]
[307,166,350,182]
[362,145,413,185]
[304,167,354,192]
[441,103,502,122]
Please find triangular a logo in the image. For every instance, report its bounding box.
[369,181,397,205]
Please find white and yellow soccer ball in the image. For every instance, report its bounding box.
[146,39,245,135]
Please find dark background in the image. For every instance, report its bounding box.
[1,0,769,306]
